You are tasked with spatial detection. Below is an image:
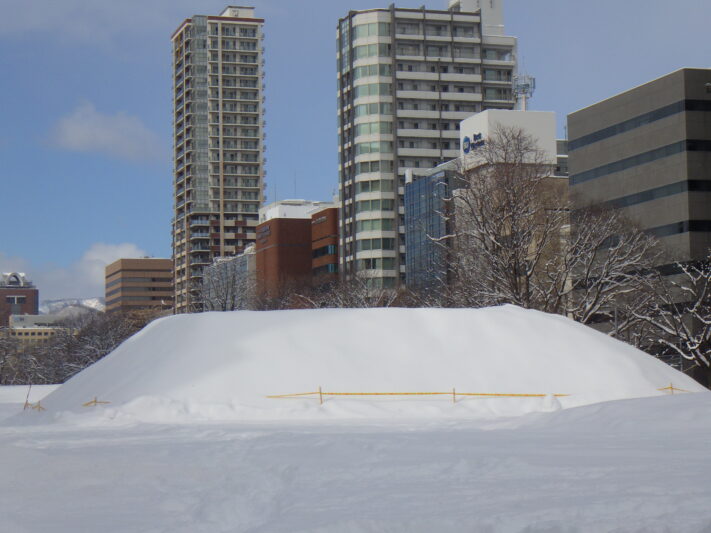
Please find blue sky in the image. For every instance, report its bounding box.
[0,0,709,300]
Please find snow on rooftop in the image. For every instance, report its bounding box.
[34,305,705,424]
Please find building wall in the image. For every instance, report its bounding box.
[459,109,557,162]
[568,68,711,262]
[255,218,313,297]
[311,208,339,282]
[105,259,174,313]
[0,273,39,328]
[202,246,256,310]
[405,168,456,289]
[0,288,39,328]
[6,326,61,345]
[337,2,517,289]
[172,8,265,313]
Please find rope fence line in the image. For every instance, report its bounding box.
[18,382,694,413]
[267,387,571,405]
[657,383,691,394]
[82,397,111,407]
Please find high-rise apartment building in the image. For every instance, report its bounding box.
[172,6,265,313]
[337,0,516,288]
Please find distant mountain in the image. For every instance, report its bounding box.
[39,298,105,315]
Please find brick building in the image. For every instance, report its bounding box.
[0,273,39,327]
[311,207,339,284]
[255,200,337,299]
[255,218,313,298]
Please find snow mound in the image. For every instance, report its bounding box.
[33,306,706,423]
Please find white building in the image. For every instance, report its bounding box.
[459,109,558,165]
[337,0,517,288]
[259,199,336,223]
[172,6,265,313]
[202,245,257,311]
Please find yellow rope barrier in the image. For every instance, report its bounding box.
[266,391,321,399]
[657,383,691,394]
[82,397,111,407]
[266,389,570,401]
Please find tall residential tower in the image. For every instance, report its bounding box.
[337,0,516,288]
[172,6,265,313]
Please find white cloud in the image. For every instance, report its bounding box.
[0,243,150,301]
[50,102,166,163]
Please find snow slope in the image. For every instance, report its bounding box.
[2,393,710,532]
[33,306,705,423]
[0,385,58,422]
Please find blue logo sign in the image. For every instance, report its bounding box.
[462,133,485,154]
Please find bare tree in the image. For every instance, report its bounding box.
[294,275,402,309]
[542,204,660,333]
[424,125,659,340]
[198,252,257,311]
[0,328,20,384]
[632,256,711,386]
[437,126,569,309]
[1,310,163,385]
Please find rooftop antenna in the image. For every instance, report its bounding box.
[513,74,536,111]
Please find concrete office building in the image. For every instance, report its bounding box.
[172,6,265,313]
[337,0,517,288]
[105,259,174,314]
[0,273,39,328]
[6,314,68,345]
[567,68,711,262]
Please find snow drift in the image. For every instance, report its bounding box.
[35,305,705,423]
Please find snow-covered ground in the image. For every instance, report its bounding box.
[2,393,710,532]
[1,307,710,532]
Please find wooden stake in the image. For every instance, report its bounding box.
[452,387,456,404]
[318,386,323,405]
[23,384,32,410]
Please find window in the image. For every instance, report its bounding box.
[353,83,392,98]
[313,244,337,258]
[355,218,394,232]
[355,179,395,193]
[356,238,395,251]
[355,199,395,213]
[356,257,396,270]
[355,141,393,155]
[353,22,390,39]
[354,64,392,79]
[354,43,391,59]
[355,121,393,136]
[354,102,393,117]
